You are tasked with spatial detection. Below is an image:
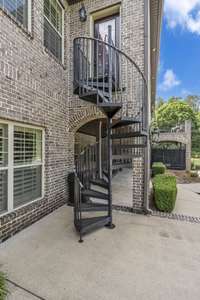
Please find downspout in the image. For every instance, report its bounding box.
[143,0,152,214]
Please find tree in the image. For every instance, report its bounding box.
[185,95,200,112]
[156,101,196,129]
[196,112,200,127]
[192,112,200,156]
[155,97,165,109]
[168,96,182,103]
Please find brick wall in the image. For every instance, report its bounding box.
[0,0,71,242]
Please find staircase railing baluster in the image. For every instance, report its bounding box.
[102,41,105,97]
[91,39,94,89]
[108,26,112,103]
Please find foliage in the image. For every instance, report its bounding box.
[196,112,200,126]
[185,95,200,112]
[150,116,159,135]
[168,96,182,103]
[152,162,166,177]
[154,96,200,156]
[156,101,196,129]
[153,174,177,213]
[191,158,200,170]
[192,151,200,158]
[190,171,198,178]
[192,132,200,156]
[0,272,8,300]
[194,112,200,129]
[155,97,165,109]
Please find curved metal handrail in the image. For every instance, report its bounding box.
[73,36,148,130]
[73,36,147,87]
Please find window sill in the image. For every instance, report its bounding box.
[0,7,33,39]
[0,195,44,219]
[43,47,66,70]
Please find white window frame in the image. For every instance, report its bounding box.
[27,0,32,32]
[0,0,32,32]
[0,120,45,216]
[43,0,64,64]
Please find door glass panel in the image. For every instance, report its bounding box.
[94,15,119,82]
[96,19,116,44]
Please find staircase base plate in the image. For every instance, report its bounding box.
[105,223,116,229]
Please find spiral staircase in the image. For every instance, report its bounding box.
[73,36,148,242]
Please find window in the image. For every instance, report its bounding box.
[44,0,64,62]
[0,121,44,214]
[0,124,8,212]
[0,0,31,31]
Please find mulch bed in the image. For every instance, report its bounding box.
[167,170,200,184]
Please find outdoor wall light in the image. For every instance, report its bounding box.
[79,4,87,22]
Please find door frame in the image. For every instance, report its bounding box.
[94,13,120,47]
[90,4,121,48]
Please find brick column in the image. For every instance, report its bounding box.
[132,156,144,212]
[185,120,191,171]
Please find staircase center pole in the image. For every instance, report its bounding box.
[98,120,102,179]
[107,117,115,229]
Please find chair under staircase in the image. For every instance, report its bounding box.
[73,36,148,242]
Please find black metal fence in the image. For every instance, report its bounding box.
[151,148,186,170]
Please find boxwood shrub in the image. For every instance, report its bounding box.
[190,171,198,178]
[153,174,177,213]
[152,162,166,177]
[0,272,8,300]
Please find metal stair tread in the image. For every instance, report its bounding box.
[82,189,109,200]
[79,203,108,212]
[98,103,122,118]
[75,216,110,234]
[112,117,141,129]
[111,131,148,139]
[79,92,98,104]
[90,178,109,189]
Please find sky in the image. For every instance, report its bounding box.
[157,0,200,100]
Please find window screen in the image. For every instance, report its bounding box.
[13,126,42,208]
[0,124,8,212]
[0,0,29,29]
[0,122,43,214]
[14,165,42,208]
[44,0,63,62]
[14,126,42,165]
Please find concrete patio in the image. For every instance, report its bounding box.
[1,206,200,300]
[175,183,200,217]
[112,168,133,207]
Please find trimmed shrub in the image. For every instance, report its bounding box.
[0,272,8,300]
[194,162,200,171]
[152,162,166,177]
[190,171,198,178]
[153,174,177,213]
[191,159,200,171]
[192,151,200,158]
[191,160,195,170]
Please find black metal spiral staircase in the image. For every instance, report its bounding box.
[73,36,148,242]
